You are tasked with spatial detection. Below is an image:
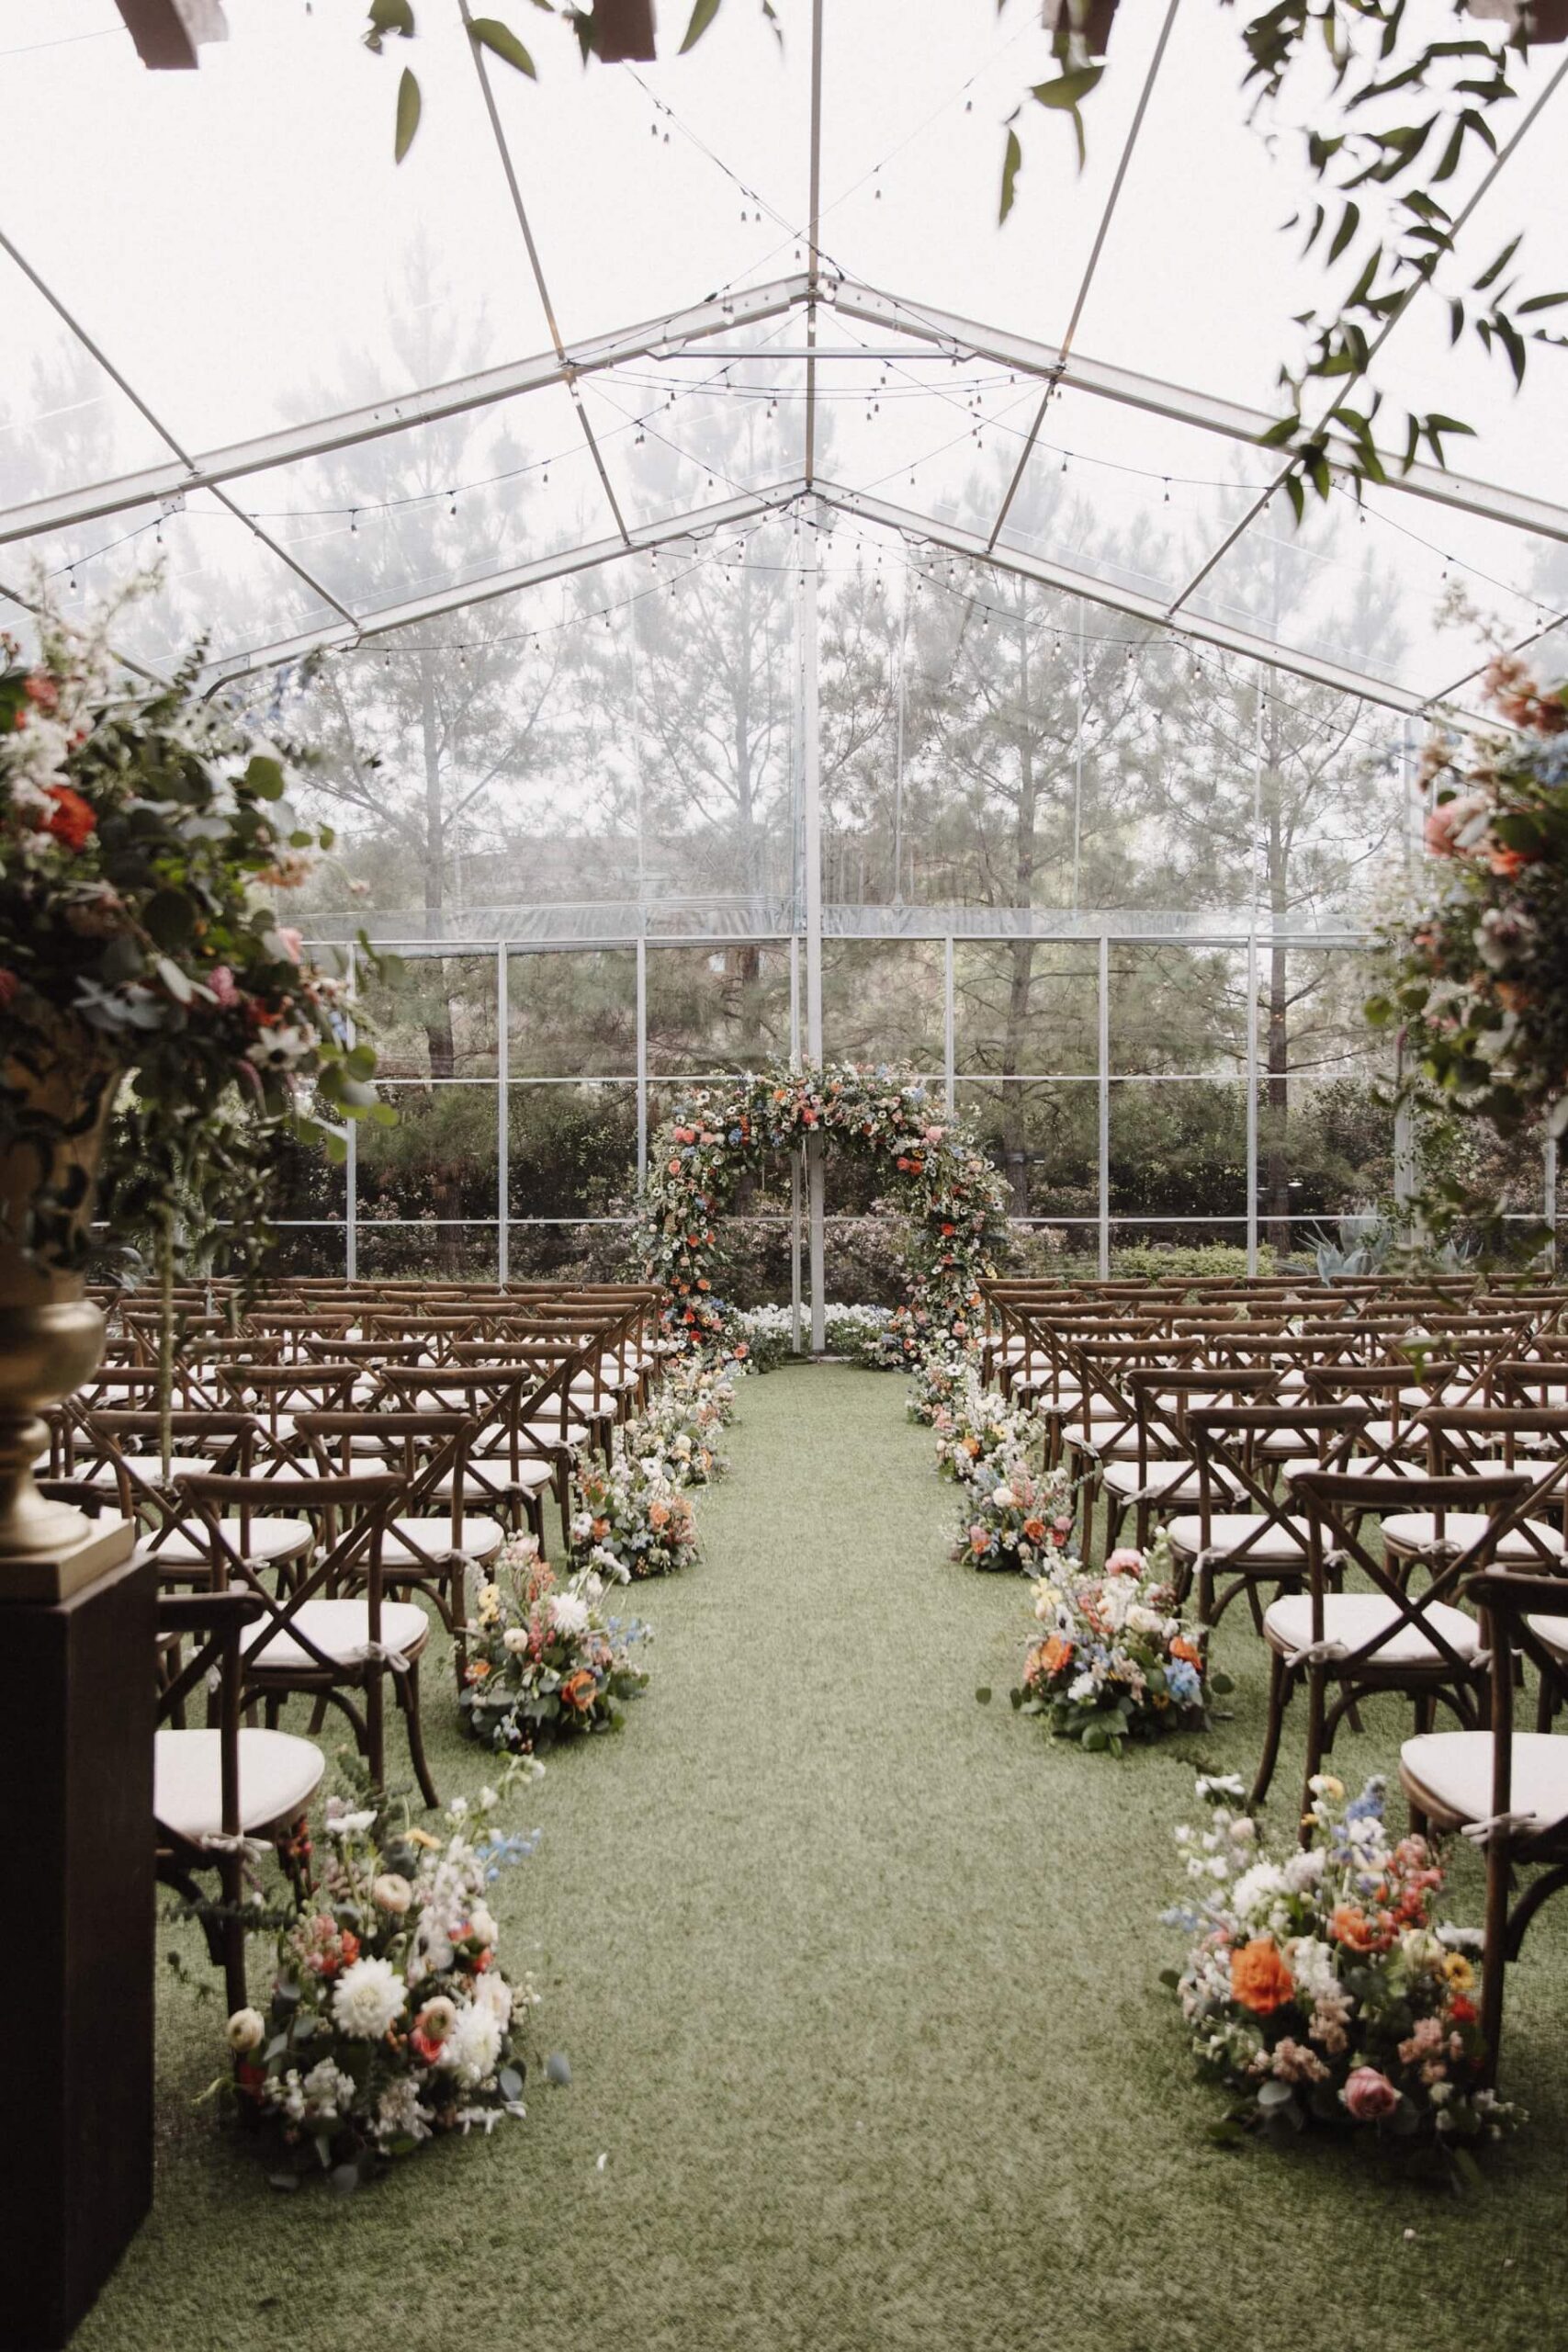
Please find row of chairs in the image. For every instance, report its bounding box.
[53,1280,673,2005]
[978,1273,1568,2079]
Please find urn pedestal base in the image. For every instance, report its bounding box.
[0,1552,156,2350]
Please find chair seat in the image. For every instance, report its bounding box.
[1165,1511,1312,1566]
[1524,1612,1568,1662]
[154,1726,324,1844]
[252,1458,399,1486]
[138,1516,314,1569]
[244,1598,432,1674]
[1400,1729,1568,1840]
[431,1460,554,1501]
[1100,1457,1240,1504]
[520,1420,592,1448]
[1381,1510,1566,1562]
[80,1454,216,1490]
[1264,1590,1480,1669]
[382,1514,505,1567]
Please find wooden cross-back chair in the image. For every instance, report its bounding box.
[1167,1402,1373,1628]
[292,1407,501,1693]
[1401,1566,1568,2085]
[1254,1468,1536,1824]
[154,1589,324,2008]
[175,1464,441,1807]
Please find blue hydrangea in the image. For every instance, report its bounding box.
[1166,1657,1201,1707]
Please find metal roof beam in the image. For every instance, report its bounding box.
[0,277,807,549]
[197,481,809,686]
[826,279,1568,548]
[816,481,1427,714]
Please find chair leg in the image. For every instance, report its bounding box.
[1249,1649,1292,1811]
[1297,1668,1329,1848]
[397,1658,440,1810]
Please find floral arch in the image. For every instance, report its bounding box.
[632,1061,1015,1363]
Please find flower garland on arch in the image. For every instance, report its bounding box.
[632,1061,1015,1361]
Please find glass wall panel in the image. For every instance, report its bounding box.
[1110,945,1246,1078]
[357,953,498,1080]
[356,1225,501,1284]
[509,948,637,1079]
[953,942,1099,1077]
[1109,1082,1247,1246]
[359,1086,501,1266]
[956,1078,1099,1228]
[507,1081,637,1220]
[645,945,793,1075]
[821,940,943,1068]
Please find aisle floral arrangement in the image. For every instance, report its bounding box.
[1368,656,1568,1227]
[631,1064,1013,1361]
[460,1540,650,1751]
[222,1781,541,2186]
[1163,1773,1516,2174]
[907,1342,980,1427]
[623,1358,735,1485]
[570,1449,698,1581]
[0,577,383,1280]
[932,1370,1043,1487]
[953,1456,1075,1574]
[1013,1533,1222,1750]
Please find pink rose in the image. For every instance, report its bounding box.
[275,926,305,964]
[1341,2066,1400,2122]
[208,964,241,1007]
[1105,1547,1145,1577]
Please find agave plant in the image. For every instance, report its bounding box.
[1311,1209,1393,1283]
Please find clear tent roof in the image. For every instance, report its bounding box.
[2,0,1566,716]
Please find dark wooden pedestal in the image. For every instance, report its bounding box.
[1,1554,155,2349]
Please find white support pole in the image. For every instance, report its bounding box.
[791,1149,804,1356]
[1545,1131,1558,1274]
[944,934,956,1114]
[344,938,358,1283]
[635,933,649,1192]
[1098,933,1111,1279]
[496,944,509,1288]
[1245,930,1258,1275]
[802,498,826,1350]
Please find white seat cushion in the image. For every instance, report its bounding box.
[382,1514,505,1566]
[81,1454,215,1489]
[520,1419,592,1447]
[1400,1729,1568,1838]
[254,1457,398,1485]
[1524,1612,1568,1661]
[1100,1457,1239,1504]
[1381,1510,1565,1562]
[244,1598,431,1673]
[1165,1511,1311,1565]
[154,1726,323,1843]
[139,1516,314,1569]
[1265,1590,1480,1668]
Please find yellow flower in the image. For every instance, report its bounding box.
[1443,1953,1476,1992]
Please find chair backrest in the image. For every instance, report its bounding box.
[1292,1469,1537,1678]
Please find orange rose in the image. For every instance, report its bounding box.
[1229,1937,1294,2016]
[559,1670,597,1712]
[43,784,97,850]
[1171,1636,1202,1667]
[1021,1517,1045,1543]
[1039,1634,1074,1676]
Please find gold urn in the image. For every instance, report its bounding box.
[0,1047,134,1601]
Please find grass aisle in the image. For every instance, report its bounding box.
[86,1365,1565,2352]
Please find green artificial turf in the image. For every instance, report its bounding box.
[84,1366,1567,2352]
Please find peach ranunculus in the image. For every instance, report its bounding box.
[1329,1904,1394,1955]
[1228,1937,1295,2016]
[1038,1634,1074,1678]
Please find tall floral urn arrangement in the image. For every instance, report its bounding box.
[0,577,385,2349]
[0,579,386,1594]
